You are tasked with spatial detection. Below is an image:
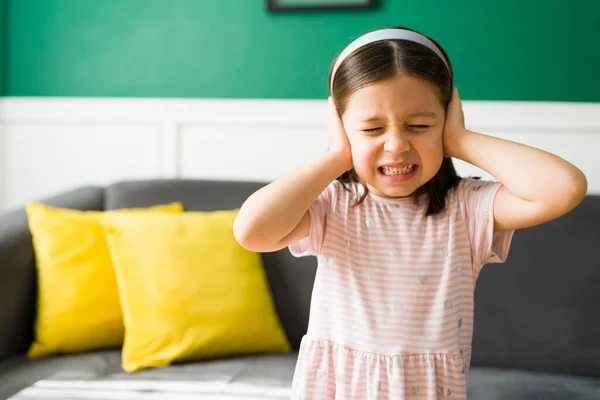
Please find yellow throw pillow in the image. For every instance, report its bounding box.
[102,210,291,373]
[26,202,184,359]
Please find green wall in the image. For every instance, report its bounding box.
[0,0,5,95]
[3,0,600,101]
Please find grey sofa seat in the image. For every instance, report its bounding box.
[0,350,299,399]
[1,179,599,399]
[466,367,600,400]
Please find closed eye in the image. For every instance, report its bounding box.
[362,127,382,134]
[409,125,430,131]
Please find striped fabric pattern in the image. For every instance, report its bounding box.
[289,178,514,399]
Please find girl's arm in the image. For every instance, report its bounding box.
[444,89,588,232]
[234,152,348,252]
[234,97,352,252]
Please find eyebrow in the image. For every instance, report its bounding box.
[409,112,438,118]
[357,112,438,123]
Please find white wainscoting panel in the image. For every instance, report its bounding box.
[0,121,4,212]
[179,124,328,181]
[4,123,161,210]
[0,97,598,213]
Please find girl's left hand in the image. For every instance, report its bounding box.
[442,88,466,158]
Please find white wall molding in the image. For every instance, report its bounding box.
[0,97,599,212]
[0,113,5,212]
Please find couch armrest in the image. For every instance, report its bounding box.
[0,186,105,362]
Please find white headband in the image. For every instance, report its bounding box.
[330,28,450,93]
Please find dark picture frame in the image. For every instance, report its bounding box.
[267,0,377,13]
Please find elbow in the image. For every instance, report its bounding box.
[569,168,588,206]
[233,214,255,251]
[233,214,270,253]
[559,167,588,213]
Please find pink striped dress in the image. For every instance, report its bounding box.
[288,178,514,399]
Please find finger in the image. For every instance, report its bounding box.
[328,96,340,117]
[328,97,345,132]
[453,88,461,104]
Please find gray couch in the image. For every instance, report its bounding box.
[0,179,599,399]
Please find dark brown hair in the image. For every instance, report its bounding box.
[329,26,462,215]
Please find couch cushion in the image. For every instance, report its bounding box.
[0,186,105,362]
[25,202,184,360]
[0,351,122,399]
[104,179,317,350]
[1,350,297,399]
[467,366,600,400]
[102,210,291,372]
[471,195,600,377]
[105,179,266,212]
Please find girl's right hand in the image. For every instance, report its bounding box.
[327,96,353,172]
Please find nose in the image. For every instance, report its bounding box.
[383,131,411,154]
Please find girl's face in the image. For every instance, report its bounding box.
[341,75,446,198]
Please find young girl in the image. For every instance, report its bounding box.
[234,26,587,400]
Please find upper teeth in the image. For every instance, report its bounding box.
[382,165,415,175]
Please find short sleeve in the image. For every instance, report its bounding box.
[288,181,338,258]
[457,178,514,272]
